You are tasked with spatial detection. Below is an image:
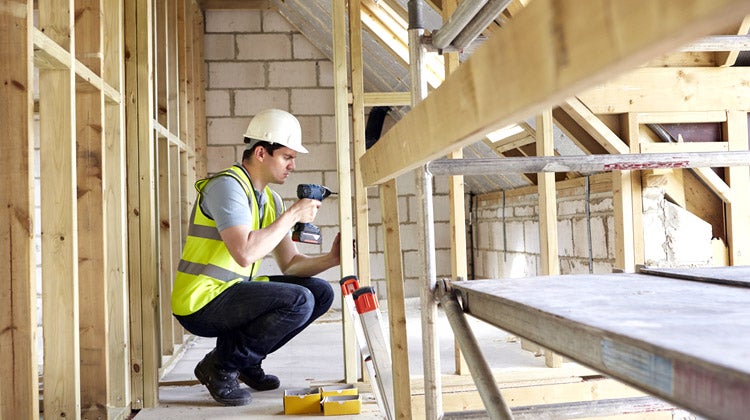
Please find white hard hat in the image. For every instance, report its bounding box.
[243,109,308,153]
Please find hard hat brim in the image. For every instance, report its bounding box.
[244,137,309,154]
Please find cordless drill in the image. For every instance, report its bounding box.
[292,184,335,244]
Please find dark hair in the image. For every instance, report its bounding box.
[242,140,285,161]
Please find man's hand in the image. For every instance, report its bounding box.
[289,198,321,224]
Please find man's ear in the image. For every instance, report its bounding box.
[254,145,266,161]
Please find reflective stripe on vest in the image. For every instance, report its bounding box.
[171,165,281,316]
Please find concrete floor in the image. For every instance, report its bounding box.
[132,298,566,419]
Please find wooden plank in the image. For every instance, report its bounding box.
[156,0,167,127]
[75,0,110,417]
[102,0,130,412]
[169,144,184,346]
[348,0,369,385]
[636,111,727,124]
[579,67,750,114]
[198,0,271,9]
[714,16,750,66]
[379,179,412,419]
[0,1,39,418]
[158,138,174,357]
[192,6,207,178]
[332,0,356,384]
[38,0,82,416]
[640,141,729,154]
[558,98,629,154]
[125,0,160,408]
[360,0,750,186]
[363,91,411,107]
[639,265,750,287]
[613,113,644,272]
[167,0,179,133]
[536,110,562,368]
[453,272,750,420]
[724,111,750,265]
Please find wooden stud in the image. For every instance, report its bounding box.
[724,111,750,264]
[102,0,131,413]
[347,0,369,383]
[38,0,82,417]
[333,0,358,384]
[125,0,160,407]
[158,137,175,357]
[0,1,39,418]
[580,67,750,114]
[75,0,110,416]
[379,179,412,419]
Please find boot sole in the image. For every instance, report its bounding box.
[239,373,280,391]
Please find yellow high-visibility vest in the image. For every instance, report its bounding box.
[171,165,281,316]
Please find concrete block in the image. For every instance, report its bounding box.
[367,196,381,225]
[293,34,327,60]
[206,117,248,145]
[208,62,264,88]
[433,221,451,252]
[402,250,419,278]
[514,204,536,217]
[505,222,525,252]
[571,217,590,259]
[317,61,334,87]
[269,61,317,87]
[664,200,712,266]
[590,217,608,259]
[206,145,237,173]
[558,199,585,216]
[523,220,540,254]
[237,34,292,61]
[396,171,417,196]
[294,143,337,171]
[204,34,235,60]
[432,195,450,222]
[557,219,574,257]
[489,221,505,251]
[297,116,321,145]
[607,216,615,260]
[477,221,490,250]
[234,89,289,116]
[399,223,418,251]
[369,252,385,281]
[399,196,409,223]
[263,10,296,32]
[590,196,613,213]
[205,90,230,117]
[321,116,336,143]
[205,10,261,33]
[369,225,380,253]
[291,88,335,115]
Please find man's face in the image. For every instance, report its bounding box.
[264,146,297,184]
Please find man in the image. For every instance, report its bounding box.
[172,108,340,406]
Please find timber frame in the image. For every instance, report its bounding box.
[2,0,206,418]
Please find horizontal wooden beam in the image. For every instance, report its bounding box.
[363,91,411,107]
[360,0,750,186]
[197,0,271,10]
[33,28,121,103]
[580,67,750,114]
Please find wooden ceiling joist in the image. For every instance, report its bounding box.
[360,0,750,186]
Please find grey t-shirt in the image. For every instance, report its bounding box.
[200,172,284,232]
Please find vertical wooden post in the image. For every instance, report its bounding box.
[0,1,39,418]
[170,144,184,346]
[158,138,175,356]
[536,110,562,368]
[724,111,750,264]
[75,0,110,416]
[125,0,160,407]
[192,6,207,179]
[347,0,366,383]
[39,0,82,416]
[379,179,412,419]
[613,113,644,272]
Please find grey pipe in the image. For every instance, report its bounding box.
[437,280,513,420]
[427,151,750,176]
[452,0,512,50]
[432,0,489,49]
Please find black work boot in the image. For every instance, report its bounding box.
[194,352,252,406]
[239,364,280,391]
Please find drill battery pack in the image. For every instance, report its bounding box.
[292,222,322,244]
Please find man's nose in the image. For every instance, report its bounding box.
[288,159,296,170]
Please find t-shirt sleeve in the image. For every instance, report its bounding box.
[200,175,252,232]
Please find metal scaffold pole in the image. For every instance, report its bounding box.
[408,0,442,418]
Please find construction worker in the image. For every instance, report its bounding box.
[171,108,340,406]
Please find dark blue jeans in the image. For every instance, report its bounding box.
[175,276,334,371]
